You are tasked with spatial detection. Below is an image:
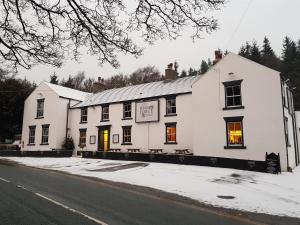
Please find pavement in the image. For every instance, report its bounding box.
[0,159,299,225]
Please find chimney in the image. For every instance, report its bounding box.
[213,50,223,65]
[92,76,106,93]
[165,63,178,80]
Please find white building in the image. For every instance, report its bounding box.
[21,53,300,171]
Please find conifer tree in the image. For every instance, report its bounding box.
[249,41,261,63]
[200,60,209,74]
[260,37,280,70]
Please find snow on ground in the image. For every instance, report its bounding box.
[1,157,300,218]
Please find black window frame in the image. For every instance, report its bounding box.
[165,122,177,144]
[222,80,244,110]
[223,116,246,149]
[28,125,36,145]
[123,102,132,119]
[122,126,132,145]
[36,99,45,118]
[165,96,177,116]
[41,124,50,145]
[101,104,109,121]
[80,107,88,123]
[79,128,87,147]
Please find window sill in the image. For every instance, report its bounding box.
[80,121,87,124]
[122,117,133,120]
[100,119,110,122]
[164,114,177,117]
[164,142,178,145]
[224,146,246,149]
[40,143,49,145]
[121,143,132,145]
[27,144,35,146]
[223,106,245,110]
[35,117,44,119]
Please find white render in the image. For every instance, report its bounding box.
[21,53,300,171]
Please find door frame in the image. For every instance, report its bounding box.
[97,125,111,151]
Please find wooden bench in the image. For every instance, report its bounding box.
[108,148,121,152]
[175,149,190,155]
[149,149,163,154]
[127,148,140,153]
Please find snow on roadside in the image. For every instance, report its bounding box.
[1,157,300,218]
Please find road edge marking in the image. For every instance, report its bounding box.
[0,177,10,183]
[35,193,108,225]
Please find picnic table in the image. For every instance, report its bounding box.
[108,148,121,152]
[175,149,191,155]
[149,149,163,154]
[127,148,140,153]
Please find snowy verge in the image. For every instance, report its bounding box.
[1,157,300,218]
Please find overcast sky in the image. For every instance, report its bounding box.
[18,0,300,84]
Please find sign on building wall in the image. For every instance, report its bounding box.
[135,100,159,123]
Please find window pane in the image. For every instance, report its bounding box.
[233,85,240,95]
[228,122,243,145]
[234,96,241,106]
[226,97,234,107]
[226,87,233,96]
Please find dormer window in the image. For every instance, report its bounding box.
[223,80,244,110]
[80,108,88,123]
[36,99,44,118]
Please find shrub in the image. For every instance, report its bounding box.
[62,137,74,150]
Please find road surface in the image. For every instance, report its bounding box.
[0,159,299,225]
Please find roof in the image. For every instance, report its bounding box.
[73,76,199,108]
[44,82,91,102]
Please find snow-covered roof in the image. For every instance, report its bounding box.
[44,82,91,102]
[73,76,199,108]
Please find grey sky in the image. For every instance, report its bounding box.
[18,0,300,84]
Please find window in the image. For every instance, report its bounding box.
[41,124,49,145]
[166,96,176,115]
[36,99,44,118]
[28,126,36,144]
[81,108,88,123]
[286,88,293,114]
[223,80,243,109]
[101,105,109,121]
[165,122,177,144]
[284,117,290,147]
[122,126,132,144]
[79,129,87,146]
[282,82,286,107]
[123,102,132,119]
[224,116,245,149]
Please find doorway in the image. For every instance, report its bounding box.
[98,126,110,152]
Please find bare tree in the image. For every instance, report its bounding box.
[129,66,162,85]
[0,0,225,71]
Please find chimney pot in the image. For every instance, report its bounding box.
[165,63,178,80]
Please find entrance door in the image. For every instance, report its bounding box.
[98,126,110,152]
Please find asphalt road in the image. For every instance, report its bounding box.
[0,159,299,225]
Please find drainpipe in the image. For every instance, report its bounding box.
[65,99,70,140]
[280,77,289,170]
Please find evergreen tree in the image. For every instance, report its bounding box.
[249,41,261,63]
[180,70,187,77]
[188,67,198,76]
[49,72,59,84]
[200,60,209,74]
[239,41,251,59]
[260,37,280,70]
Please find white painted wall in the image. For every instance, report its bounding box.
[21,82,80,151]
[192,53,290,171]
[69,94,193,153]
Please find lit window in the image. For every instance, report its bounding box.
[79,129,87,146]
[165,123,176,144]
[102,105,109,121]
[123,102,132,119]
[28,126,36,144]
[224,117,245,148]
[223,80,243,109]
[41,125,49,144]
[36,99,44,118]
[122,126,131,144]
[81,108,88,123]
[166,96,176,115]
